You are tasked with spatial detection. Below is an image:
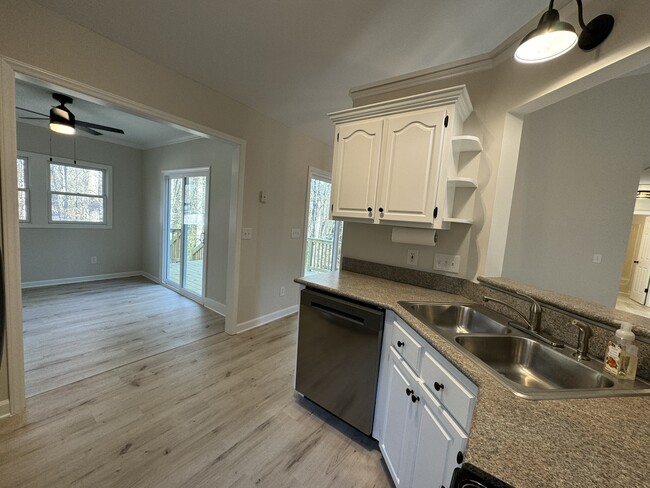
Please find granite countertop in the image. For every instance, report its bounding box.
[295,271,650,488]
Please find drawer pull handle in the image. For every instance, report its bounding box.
[405,388,414,397]
[434,382,444,391]
[396,341,404,347]
[411,394,420,403]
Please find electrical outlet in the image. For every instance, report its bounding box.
[90,256,98,264]
[242,228,253,240]
[434,253,461,274]
[291,228,301,239]
[407,249,419,266]
[279,286,286,297]
[593,254,602,264]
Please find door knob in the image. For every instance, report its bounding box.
[405,388,414,397]
[397,341,404,347]
[411,394,420,403]
[434,382,444,391]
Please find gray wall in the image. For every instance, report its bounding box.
[142,138,236,307]
[18,123,143,284]
[502,74,650,307]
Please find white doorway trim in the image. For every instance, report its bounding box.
[0,56,246,417]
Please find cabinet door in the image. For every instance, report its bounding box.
[376,108,447,225]
[378,347,419,487]
[410,389,468,488]
[330,119,383,221]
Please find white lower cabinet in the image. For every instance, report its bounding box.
[374,311,477,488]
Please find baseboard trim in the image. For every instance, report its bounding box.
[236,305,299,334]
[140,271,160,284]
[204,298,227,316]
[22,271,145,289]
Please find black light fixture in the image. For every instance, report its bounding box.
[515,0,614,64]
[49,93,76,135]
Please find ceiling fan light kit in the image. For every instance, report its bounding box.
[17,92,125,137]
[515,0,614,64]
[49,94,76,135]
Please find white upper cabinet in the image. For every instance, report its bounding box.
[377,109,446,225]
[329,86,479,229]
[330,119,383,221]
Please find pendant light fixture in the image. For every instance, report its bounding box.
[49,93,76,135]
[515,0,614,64]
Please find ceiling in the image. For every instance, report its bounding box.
[15,78,200,149]
[34,0,551,144]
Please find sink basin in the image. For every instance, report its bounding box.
[400,302,510,334]
[455,335,615,390]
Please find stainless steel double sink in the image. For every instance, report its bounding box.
[398,301,650,399]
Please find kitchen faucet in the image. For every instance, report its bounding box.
[482,293,564,348]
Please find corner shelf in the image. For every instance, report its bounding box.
[447,176,477,188]
[443,134,482,227]
[443,217,473,225]
[452,135,483,153]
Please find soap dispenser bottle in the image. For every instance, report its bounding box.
[603,321,638,380]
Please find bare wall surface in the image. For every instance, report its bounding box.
[17,123,143,283]
[503,74,650,307]
[142,138,235,306]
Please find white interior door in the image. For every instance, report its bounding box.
[630,216,650,304]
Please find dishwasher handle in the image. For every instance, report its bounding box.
[301,288,384,333]
[311,302,366,327]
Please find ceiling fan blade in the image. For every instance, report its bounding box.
[77,120,125,134]
[16,107,49,117]
[76,125,102,136]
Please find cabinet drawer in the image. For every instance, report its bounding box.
[391,320,422,372]
[420,351,475,432]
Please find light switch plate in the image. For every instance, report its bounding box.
[242,228,253,240]
[291,228,301,239]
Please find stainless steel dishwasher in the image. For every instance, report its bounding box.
[295,288,385,435]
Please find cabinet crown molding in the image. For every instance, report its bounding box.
[329,85,472,125]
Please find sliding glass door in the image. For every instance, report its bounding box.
[163,169,209,298]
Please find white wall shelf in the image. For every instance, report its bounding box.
[452,135,483,153]
[447,176,477,188]
[443,217,473,225]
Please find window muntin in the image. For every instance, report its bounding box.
[49,162,107,224]
[17,157,29,222]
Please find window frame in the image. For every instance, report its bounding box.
[17,156,30,223]
[47,159,113,228]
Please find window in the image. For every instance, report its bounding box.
[17,157,29,222]
[49,162,107,224]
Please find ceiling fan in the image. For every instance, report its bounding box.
[16,93,125,136]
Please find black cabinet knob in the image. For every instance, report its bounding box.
[411,394,420,403]
[434,382,444,391]
[457,451,464,464]
[367,207,372,212]
[378,207,384,213]
[397,341,404,347]
[405,388,414,397]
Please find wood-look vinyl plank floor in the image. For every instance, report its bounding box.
[0,315,393,488]
[22,277,225,397]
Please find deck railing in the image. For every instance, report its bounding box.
[305,238,337,273]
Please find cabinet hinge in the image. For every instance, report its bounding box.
[444,115,449,128]
[331,204,333,212]
[433,207,438,219]
[337,133,340,142]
